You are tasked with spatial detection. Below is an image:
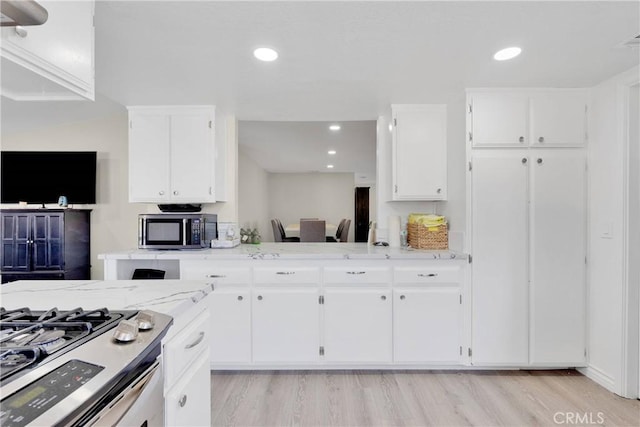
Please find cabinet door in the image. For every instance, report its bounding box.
[31,213,63,271]
[530,151,586,365]
[530,91,587,146]
[393,287,461,363]
[471,152,529,365]
[169,113,215,202]
[128,113,171,202]
[1,213,31,271]
[252,287,320,363]
[470,93,529,147]
[165,352,211,427]
[323,288,392,363]
[209,288,251,364]
[392,104,447,200]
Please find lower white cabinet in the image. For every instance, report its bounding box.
[323,288,392,363]
[393,287,461,363]
[165,352,211,427]
[209,287,251,364]
[252,287,320,363]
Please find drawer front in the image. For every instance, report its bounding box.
[254,267,320,284]
[164,309,210,388]
[394,266,461,284]
[323,267,392,284]
[181,264,251,285]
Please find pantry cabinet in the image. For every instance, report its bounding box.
[391,104,447,200]
[468,89,587,147]
[0,0,95,100]
[128,106,216,203]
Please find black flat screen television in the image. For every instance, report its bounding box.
[1,151,97,205]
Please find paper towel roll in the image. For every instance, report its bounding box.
[388,215,401,248]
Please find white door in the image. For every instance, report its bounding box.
[323,288,392,363]
[470,93,529,147]
[128,113,171,202]
[530,91,587,146]
[252,287,320,363]
[471,152,529,365]
[392,105,447,200]
[165,352,211,427]
[170,113,215,202]
[530,151,586,365]
[209,288,251,364]
[393,287,461,363]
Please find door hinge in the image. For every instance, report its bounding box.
[208,120,212,129]
[468,132,473,142]
[460,346,463,356]
[209,187,213,195]
[459,294,462,304]
[129,120,132,129]
[468,161,472,171]
[394,184,398,193]
[393,118,397,127]
[468,348,472,357]
[468,104,472,114]
[584,348,587,358]
[319,295,324,304]
[468,255,472,264]
[319,346,325,356]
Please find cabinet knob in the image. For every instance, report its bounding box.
[522,158,528,164]
[538,136,545,143]
[173,190,179,195]
[400,295,406,300]
[237,295,243,301]
[436,188,442,194]
[257,295,263,301]
[537,158,543,164]
[178,394,187,407]
[381,295,387,301]
[159,191,165,196]
[518,136,525,143]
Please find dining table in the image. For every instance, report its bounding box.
[285,222,338,239]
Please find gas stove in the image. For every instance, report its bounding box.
[0,306,173,426]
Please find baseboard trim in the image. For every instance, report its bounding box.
[578,365,616,394]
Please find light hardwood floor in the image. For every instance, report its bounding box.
[210,370,640,427]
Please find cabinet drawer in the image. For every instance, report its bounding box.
[181,263,251,284]
[254,267,320,284]
[164,309,210,388]
[394,266,460,284]
[323,267,391,284]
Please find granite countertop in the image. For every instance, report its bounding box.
[98,242,468,261]
[0,280,212,317]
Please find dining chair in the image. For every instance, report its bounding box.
[327,218,346,242]
[300,220,326,242]
[271,219,283,242]
[275,218,300,242]
[338,219,351,242]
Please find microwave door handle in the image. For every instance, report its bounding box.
[183,219,188,246]
[139,218,145,246]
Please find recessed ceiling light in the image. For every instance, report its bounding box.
[327,164,334,169]
[254,47,278,62]
[329,124,341,131]
[328,150,337,155]
[493,47,522,61]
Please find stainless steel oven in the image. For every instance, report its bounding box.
[138,213,217,249]
[0,307,173,426]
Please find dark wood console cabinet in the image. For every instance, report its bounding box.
[1,209,91,284]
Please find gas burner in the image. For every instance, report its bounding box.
[1,353,28,366]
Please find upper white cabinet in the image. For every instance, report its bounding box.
[1,0,95,100]
[391,104,447,200]
[128,106,216,203]
[468,89,587,147]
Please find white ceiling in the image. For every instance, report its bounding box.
[1,1,639,173]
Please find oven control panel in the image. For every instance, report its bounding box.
[0,360,103,427]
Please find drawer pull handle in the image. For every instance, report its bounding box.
[346,271,366,275]
[276,271,296,275]
[418,273,438,278]
[184,332,205,349]
[179,394,187,407]
[207,274,227,278]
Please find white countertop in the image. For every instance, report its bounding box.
[98,242,467,261]
[0,280,212,317]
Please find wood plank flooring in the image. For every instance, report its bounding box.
[210,370,640,427]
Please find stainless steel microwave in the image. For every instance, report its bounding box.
[138,213,217,249]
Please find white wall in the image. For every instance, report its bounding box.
[238,147,270,240]
[583,66,640,396]
[1,112,238,280]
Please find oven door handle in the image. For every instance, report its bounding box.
[81,359,163,426]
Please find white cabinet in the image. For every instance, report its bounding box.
[469,149,586,366]
[165,352,211,427]
[128,106,216,203]
[252,287,320,363]
[393,266,463,364]
[391,104,447,200]
[209,287,252,364]
[0,0,95,100]
[468,90,587,147]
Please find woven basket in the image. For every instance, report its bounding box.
[407,222,448,250]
